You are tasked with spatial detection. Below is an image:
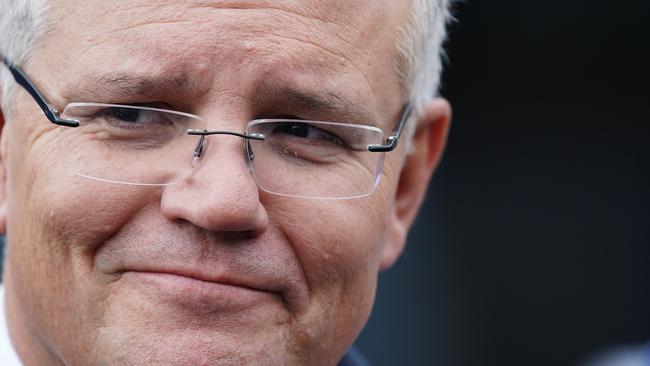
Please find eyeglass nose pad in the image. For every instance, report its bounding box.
[245,140,255,163]
[192,134,207,168]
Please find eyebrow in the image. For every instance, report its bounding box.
[253,82,375,126]
[70,72,193,101]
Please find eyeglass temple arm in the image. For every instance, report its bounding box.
[368,103,413,152]
[1,54,79,127]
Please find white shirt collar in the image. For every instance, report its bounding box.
[0,286,23,365]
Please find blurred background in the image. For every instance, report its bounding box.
[355,0,650,365]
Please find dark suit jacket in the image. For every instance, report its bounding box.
[338,347,370,366]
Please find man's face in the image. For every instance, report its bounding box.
[0,1,441,365]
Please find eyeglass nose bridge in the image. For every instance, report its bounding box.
[186,129,266,159]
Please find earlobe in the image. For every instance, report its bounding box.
[380,98,451,270]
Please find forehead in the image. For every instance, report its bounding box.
[39,0,409,123]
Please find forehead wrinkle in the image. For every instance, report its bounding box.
[197,5,385,93]
[67,19,363,103]
[156,0,368,29]
[68,1,385,81]
[186,0,369,49]
[93,7,362,69]
[74,1,357,46]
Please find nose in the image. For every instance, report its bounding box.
[160,137,268,233]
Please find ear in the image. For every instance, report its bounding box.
[0,104,6,234]
[380,98,451,270]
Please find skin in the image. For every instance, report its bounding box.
[0,0,451,365]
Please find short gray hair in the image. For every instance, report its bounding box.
[0,0,49,114]
[0,0,453,120]
[400,0,453,110]
[398,0,453,144]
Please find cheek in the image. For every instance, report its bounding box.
[267,190,391,345]
[4,121,160,357]
[6,120,156,247]
[275,198,387,287]
[267,152,401,302]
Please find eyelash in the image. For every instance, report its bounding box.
[266,114,304,120]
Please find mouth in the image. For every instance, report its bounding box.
[120,269,284,313]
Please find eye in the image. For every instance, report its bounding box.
[108,107,140,123]
[273,122,344,146]
[103,106,171,127]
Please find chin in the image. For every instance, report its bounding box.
[87,322,295,366]
[75,281,298,366]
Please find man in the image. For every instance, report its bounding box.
[0,0,452,365]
